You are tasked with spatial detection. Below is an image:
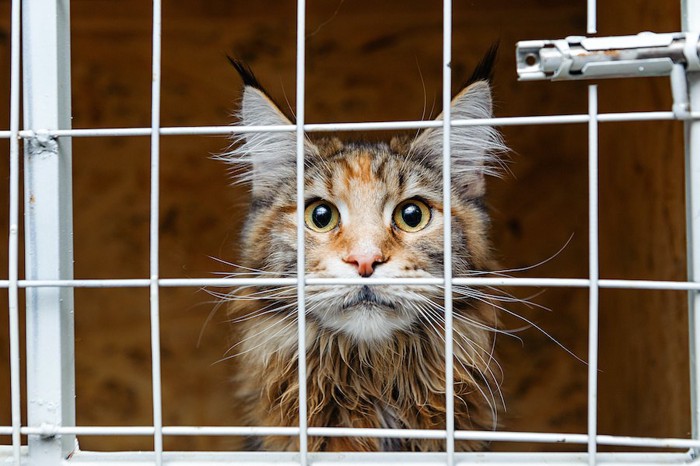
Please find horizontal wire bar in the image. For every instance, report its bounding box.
[10,426,300,437]
[0,277,699,290]
[165,427,299,436]
[308,278,444,286]
[307,427,446,440]
[2,425,698,449]
[0,110,684,141]
[599,111,676,122]
[599,279,700,290]
[0,449,693,466]
[12,278,153,288]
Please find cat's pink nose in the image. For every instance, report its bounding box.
[344,253,384,277]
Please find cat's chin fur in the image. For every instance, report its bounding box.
[306,283,423,343]
[317,303,415,343]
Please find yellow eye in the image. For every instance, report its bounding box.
[393,199,431,232]
[304,200,340,233]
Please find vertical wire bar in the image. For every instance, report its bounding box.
[682,0,700,447]
[295,0,308,463]
[587,85,600,466]
[7,0,21,463]
[587,0,597,34]
[149,0,164,464]
[442,0,455,464]
[22,0,77,462]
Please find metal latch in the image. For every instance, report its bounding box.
[516,32,700,81]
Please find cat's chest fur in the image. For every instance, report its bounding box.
[232,316,492,452]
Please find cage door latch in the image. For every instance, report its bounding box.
[516,32,700,81]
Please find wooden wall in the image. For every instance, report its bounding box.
[0,0,690,453]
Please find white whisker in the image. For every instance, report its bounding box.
[414,302,499,428]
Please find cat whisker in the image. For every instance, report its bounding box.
[197,295,233,348]
[445,286,549,337]
[463,290,586,365]
[466,233,574,278]
[226,300,299,324]
[201,288,237,301]
[408,290,522,341]
[280,82,295,121]
[197,270,294,347]
[221,310,299,360]
[220,301,328,361]
[414,56,429,142]
[210,270,290,277]
[449,285,553,315]
[480,285,549,312]
[207,256,295,276]
[218,316,299,363]
[415,299,506,390]
[214,285,298,302]
[413,301,500,428]
[422,308,502,429]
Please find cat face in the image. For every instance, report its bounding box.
[225,60,505,343]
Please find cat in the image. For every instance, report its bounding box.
[221,45,507,452]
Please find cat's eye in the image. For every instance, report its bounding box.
[304,200,340,233]
[393,199,431,232]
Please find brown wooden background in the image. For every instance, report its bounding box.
[0,0,691,453]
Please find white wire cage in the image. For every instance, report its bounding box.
[1,0,699,465]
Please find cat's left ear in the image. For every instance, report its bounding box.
[223,58,317,197]
[410,43,505,198]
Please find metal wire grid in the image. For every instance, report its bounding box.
[2,0,700,465]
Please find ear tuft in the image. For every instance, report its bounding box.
[218,59,317,197]
[227,56,266,93]
[463,41,499,87]
[217,60,299,196]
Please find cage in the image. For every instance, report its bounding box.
[0,0,697,465]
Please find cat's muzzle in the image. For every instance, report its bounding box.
[341,285,397,310]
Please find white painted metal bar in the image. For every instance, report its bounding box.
[683,0,700,446]
[0,449,695,466]
[4,277,700,290]
[4,111,690,141]
[587,0,597,34]
[7,0,21,464]
[6,111,683,139]
[296,0,309,462]
[21,0,77,463]
[149,0,164,465]
[441,0,455,463]
[586,86,600,466]
[15,426,300,437]
[4,423,700,450]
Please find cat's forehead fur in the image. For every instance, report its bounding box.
[306,139,442,204]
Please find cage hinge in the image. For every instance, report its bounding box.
[516,32,700,82]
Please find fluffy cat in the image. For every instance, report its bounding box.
[222,46,506,452]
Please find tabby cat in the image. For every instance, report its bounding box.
[223,46,506,452]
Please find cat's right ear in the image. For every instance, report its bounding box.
[408,43,505,198]
[224,58,300,197]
